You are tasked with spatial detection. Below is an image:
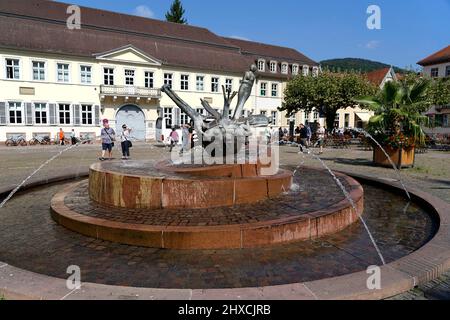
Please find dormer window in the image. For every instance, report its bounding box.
[302,65,309,76]
[281,63,289,74]
[270,61,277,73]
[312,66,319,77]
[257,59,266,72]
[292,64,299,75]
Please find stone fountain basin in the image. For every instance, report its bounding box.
[88,161,293,210]
[51,162,364,250]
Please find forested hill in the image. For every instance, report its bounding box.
[320,58,408,73]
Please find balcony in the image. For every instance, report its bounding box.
[100,85,161,102]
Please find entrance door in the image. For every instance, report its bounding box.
[116,105,146,140]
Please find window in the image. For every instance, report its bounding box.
[313,111,319,120]
[211,77,219,92]
[57,63,70,82]
[292,64,299,75]
[163,107,173,126]
[281,63,288,74]
[344,114,350,128]
[270,61,277,73]
[271,111,277,125]
[32,61,45,81]
[446,66,450,77]
[8,102,22,124]
[260,82,267,96]
[81,105,94,125]
[180,111,190,125]
[164,73,173,89]
[260,110,267,116]
[34,103,48,124]
[258,60,265,72]
[431,68,439,78]
[225,78,233,92]
[303,65,309,76]
[181,74,189,91]
[305,111,310,121]
[196,76,204,91]
[104,68,114,85]
[271,83,278,97]
[59,104,71,125]
[145,71,154,88]
[80,65,92,84]
[125,69,135,86]
[6,59,20,79]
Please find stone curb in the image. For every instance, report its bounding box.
[1,169,449,300]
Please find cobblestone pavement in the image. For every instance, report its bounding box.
[0,143,449,297]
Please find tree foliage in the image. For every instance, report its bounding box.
[280,71,376,131]
[165,0,187,24]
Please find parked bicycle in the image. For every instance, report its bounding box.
[29,135,51,146]
[5,135,28,147]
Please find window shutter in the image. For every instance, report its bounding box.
[25,103,34,125]
[0,102,6,125]
[157,107,163,118]
[94,105,100,126]
[73,104,80,126]
[49,103,57,125]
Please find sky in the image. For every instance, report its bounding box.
[65,0,450,68]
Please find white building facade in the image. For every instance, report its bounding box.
[0,0,319,142]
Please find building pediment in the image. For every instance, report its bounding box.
[94,45,161,66]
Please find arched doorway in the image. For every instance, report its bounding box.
[115,105,146,140]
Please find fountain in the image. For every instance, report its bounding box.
[50,65,364,250]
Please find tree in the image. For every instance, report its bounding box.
[280,71,376,131]
[165,0,187,24]
[355,78,431,147]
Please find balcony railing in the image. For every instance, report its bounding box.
[100,85,161,98]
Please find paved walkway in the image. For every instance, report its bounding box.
[0,142,449,299]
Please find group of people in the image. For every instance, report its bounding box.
[58,128,78,146]
[296,123,325,154]
[98,119,133,161]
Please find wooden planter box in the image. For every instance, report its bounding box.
[373,145,415,169]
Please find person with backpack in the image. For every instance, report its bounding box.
[120,124,132,160]
[99,119,116,161]
[169,127,179,152]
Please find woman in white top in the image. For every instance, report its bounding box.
[315,124,326,154]
[120,124,132,160]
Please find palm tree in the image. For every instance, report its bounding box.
[356,78,431,147]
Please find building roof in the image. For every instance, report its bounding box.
[0,0,317,77]
[365,67,392,86]
[417,45,450,66]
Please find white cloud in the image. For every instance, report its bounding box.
[133,5,154,19]
[365,40,381,49]
[229,35,250,41]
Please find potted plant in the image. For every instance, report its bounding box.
[356,77,431,169]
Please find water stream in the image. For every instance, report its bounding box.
[0,143,80,209]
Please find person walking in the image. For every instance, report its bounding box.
[59,128,65,146]
[298,124,310,154]
[169,127,179,152]
[315,124,326,154]
[99,119,116,161]
[70,129,77,145]
[120,124,132,160]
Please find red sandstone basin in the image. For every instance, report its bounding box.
[89,161,293,210]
